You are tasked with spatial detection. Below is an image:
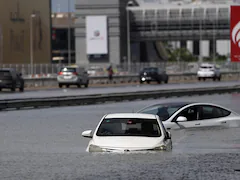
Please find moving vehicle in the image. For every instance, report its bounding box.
[197,63,221,81]
[139,67,168,84]
[137,102,240,130]
[82,113,172,152]
[0,68,24,92]
[57,66,89,88]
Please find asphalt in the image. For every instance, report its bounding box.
[0,93,240,179]
[0,80,240,100]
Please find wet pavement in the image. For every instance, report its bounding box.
[0,94,240,179]
[0,80,240,100]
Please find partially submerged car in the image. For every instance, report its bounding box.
[82,113,172,152]
[137,102,240,130]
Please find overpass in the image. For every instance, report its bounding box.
[127,3,232,61]
[128,4,230,41]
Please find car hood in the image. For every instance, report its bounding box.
[92,136,164,150]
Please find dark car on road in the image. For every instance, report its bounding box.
[139,67,168,84]
[0,68,24,92]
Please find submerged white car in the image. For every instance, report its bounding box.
[137,102,240,130]
[82,113,172,152]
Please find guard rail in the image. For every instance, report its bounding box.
[1,85,240,111]
[24,71,240,88]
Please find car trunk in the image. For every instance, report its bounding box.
[0,71,12,83]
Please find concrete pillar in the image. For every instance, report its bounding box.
[209,40,217,59]
[193,40,199,56]
[140,42,148,62]
[180,41,187,49]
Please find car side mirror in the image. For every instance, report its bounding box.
[82,130,93,138]
[166,131,171,139]
[176,116,187,122]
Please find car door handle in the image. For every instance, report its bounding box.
[195,123,200,125]
[167,128,171,130]
[221,121,227,124]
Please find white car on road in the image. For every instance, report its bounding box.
[82,113,172,152]
[197,63,221,81]
[137,102,240,130]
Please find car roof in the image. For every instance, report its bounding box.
[137,102,193,112]
[105,113,157,119]
[0,68,14,71]
[146,102,193,108]
[200,63,214,66]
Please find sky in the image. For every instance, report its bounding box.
[51,0,240,13]
[51,0,75,12]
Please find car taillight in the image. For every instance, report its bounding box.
[58,72,63,75]
[72,72,78,75]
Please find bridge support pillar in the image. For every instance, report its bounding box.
[140,42,148,62]
[193,41,199,56]
[209,40,217,61]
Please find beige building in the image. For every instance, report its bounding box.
[0,0,51,64]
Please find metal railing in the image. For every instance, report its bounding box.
[0,61,239,78]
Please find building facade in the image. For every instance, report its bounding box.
[51,13,75,64]
[75,0,130,66]
[0,0,51,64]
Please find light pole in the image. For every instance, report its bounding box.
[68,0,71,65]
[30,13,36,76]
[199,7,203,63]
[127,1,133,69]
[0,25,3,64]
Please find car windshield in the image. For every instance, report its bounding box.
[138,104,187,121]
[142,67,158,72]
[96,118,161,137]
[200,66,214,69]
[60,67,76,72]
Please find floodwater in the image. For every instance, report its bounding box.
[0,93,240,179]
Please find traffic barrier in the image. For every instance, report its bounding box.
[0,85,240,111]
[23,71,240,88]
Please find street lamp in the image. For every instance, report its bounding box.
[127,1,133,69]
[199,7,203,63]
[30,13,36,76]
[0,26,3,64]
[67,0,71,65]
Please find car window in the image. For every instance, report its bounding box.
[138,104,186,121]
[174,106,198,121]
[96,118,161,137]
[198,105,231,120]
[0,71,11,77]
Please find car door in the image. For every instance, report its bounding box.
[16,72,23,88]
[78,68,86,84]
[11,70,18,87]
[83,70,88,84]
[195,105,229,128]
[167,106,199,130]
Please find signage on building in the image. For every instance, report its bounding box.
[231,6,240,62]
[86,16,108,55]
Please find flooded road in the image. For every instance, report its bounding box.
[0,94,240,179]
